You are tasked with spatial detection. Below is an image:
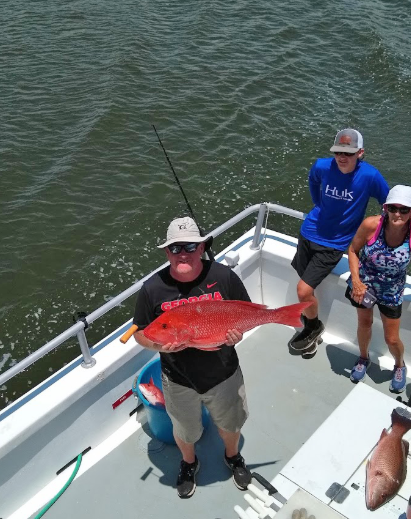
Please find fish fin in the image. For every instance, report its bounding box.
[404,439,410,457]
[149,376,154,385]
[366,458,371,477]
[365,459,370,507]
[269,302,313,327]
[221,300,269,309]
[392,407,411,435]
[378,428,389,441]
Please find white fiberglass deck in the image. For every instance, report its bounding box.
[3,220,411,519]
[21,323,410,519]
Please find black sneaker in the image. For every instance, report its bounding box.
[224,453,251,490]
[290,319,324,352]
[176,457,200,498]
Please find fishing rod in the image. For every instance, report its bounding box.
[152,125,214,261]
[152,125,198,224]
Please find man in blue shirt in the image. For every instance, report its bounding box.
[290,129,389,352]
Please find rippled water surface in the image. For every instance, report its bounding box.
[1,0,411,407]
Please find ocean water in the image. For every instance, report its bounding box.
[1,0,411,407]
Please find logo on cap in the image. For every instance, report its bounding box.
[178,224,188,230]
[339,135,352,145]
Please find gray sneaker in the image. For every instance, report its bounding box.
[176,457,200,498]
[224,453,251,490]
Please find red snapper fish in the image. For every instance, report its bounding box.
[138,376,166,408]
[143,300,311,349]
[366,407,411,511]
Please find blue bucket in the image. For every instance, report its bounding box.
[135,358,210,445]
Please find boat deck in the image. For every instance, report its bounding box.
[28,324,408,519]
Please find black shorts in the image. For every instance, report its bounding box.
[344,287,402,319]
[291,234,344,289]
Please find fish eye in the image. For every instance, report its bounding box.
[161,323,167,329]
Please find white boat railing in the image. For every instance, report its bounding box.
[0,202,306,387]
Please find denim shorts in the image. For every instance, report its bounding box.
[161,366,249,444]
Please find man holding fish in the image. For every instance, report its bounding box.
[134,217,309,498]
[133,216,253,499]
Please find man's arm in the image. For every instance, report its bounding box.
[228,269,251,303]
[372,173,389,205]
[308,161,322,206]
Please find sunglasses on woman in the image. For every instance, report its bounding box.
[168,243,200,254]
[334,151,356,157]
[386,204,411,215]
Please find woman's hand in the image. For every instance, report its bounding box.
[225,329,243,346]
[351,280,368,305]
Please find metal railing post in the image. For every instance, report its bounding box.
[77,329,96,369]
[250,204,268,250]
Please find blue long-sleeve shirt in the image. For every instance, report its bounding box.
[300,158,389,251]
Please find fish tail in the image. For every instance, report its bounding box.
[268,302,313,327]
[392,407,411,435]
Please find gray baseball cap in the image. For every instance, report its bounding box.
[330,129,364,153]
[158,217,213,249]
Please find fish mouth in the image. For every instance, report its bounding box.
[365,488,393,511]
[365,491,381,511]
[366,500,380,511]
[365,480,380,511]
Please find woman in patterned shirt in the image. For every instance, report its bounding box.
[346,185,411,393]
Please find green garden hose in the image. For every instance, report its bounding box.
[34,453,82,518]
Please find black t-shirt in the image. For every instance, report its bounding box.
[133,260,251,393]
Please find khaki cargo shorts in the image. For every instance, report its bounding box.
[161,367,249,444]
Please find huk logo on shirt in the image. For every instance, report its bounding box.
[325,184,354,201]
[161,292,223,311]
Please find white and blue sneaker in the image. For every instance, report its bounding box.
[350,357,370,383]
[389,365,407,393]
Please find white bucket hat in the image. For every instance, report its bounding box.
[158,217,213,249]
[385,185,411,207]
